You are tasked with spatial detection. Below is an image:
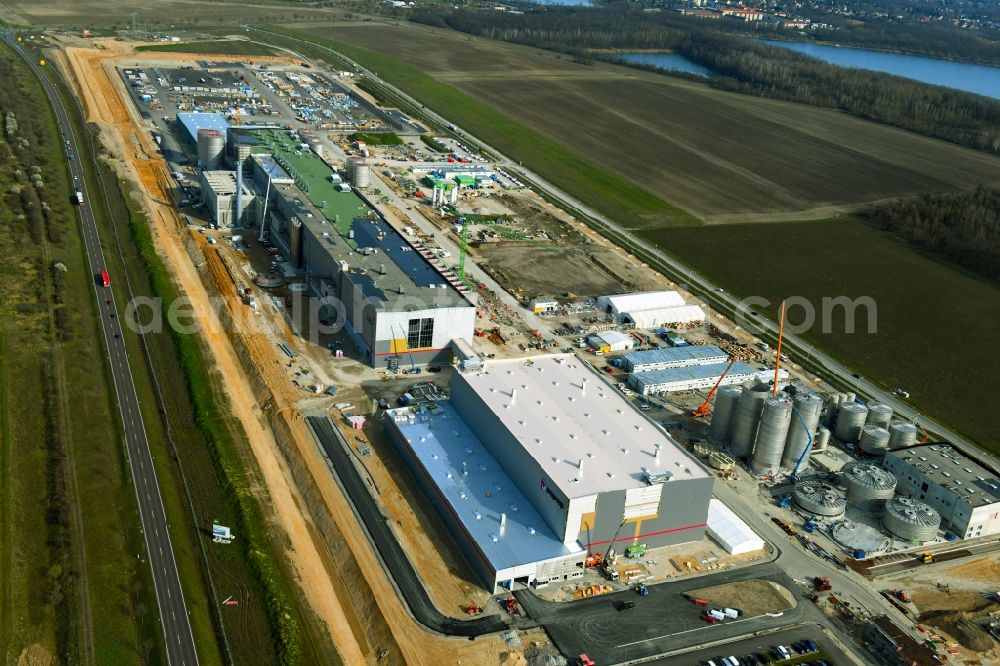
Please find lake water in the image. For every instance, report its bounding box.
[760,40,1000,100]
[617,52,712,77]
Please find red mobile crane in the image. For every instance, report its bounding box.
[691,359,737,418]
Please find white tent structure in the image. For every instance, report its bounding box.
[597,291,706,328]
[706,499,766,555]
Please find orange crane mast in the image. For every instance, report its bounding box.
[773,299,787,396]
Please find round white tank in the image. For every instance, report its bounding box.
[866,403,893,429]
[813,425,831,452]
[843,461,896,513]
[887,421,918,450]
[348,156,371,188]
[781,392,823,470]
[197,128,225,170]
[883,497,940,543]
[835,402,869,443]
[859,425,891,456]
[708,385,742,445]
[751,396,792,474]
[730,382,769,459]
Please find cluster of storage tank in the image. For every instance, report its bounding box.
[825,398,918,453]
[709,382,824,475]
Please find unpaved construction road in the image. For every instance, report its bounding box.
[58,39,530,665]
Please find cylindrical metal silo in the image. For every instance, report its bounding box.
[866,403,893,429]
[197,128,225,170]
[843,461,897,513]
[843,392,856,404]
[835,402,869,443]
[859,425,891,456]
[824,393,843,427]
[813,425,831,452]
[730,382,769,459]
[708,385,742,445]
[882,497,941,543]
[348,157,371,188]
[793,481,847,517]
[781,392,823,470]
[751,396,792,474]
[887,421,918,450]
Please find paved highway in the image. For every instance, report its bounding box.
[248,26,997,473]
[3,34,199,665]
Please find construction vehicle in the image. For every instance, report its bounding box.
[777,496,792,509]
[920,552,935,564]
[813,576,832,591]
[803,518,817,533]
[465,605,483,615]
[691,359,737,418]
[896,589,910,603]
[501,596,519,615]
[625,543,647,559]
[634,582,649,597]
[576,655,596,666]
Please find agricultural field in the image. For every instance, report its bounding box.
[136,39,277,56]
[644,218,1000,451]
[0,0,336,28]
[0,44,162,664]
[297,21,1000,224]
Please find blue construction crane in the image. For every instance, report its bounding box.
[788,404,815,483]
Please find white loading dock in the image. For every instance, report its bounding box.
[629,362,757,395]
[587,330,635,353]
[706,499,766,555]
[597,291,706,328]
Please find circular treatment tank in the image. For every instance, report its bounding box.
[883,497,941,543]
[859,425,891,456]
[708,385,742,445]
[866,402,893,429]
[831,520,890,556]
[751,396,793,474]
[813,425,831,452]
[781,392,823,470]
[843,461,897,513]
[730,382,770,459]
[888,421,918,450]
[793,481,847,517]
[835,402,869,443]
[197,128,225,170]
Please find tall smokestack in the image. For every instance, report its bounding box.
[581,378,588,397]
[510,388,517,405]
[578,458,585,478]
[654,444,662,466]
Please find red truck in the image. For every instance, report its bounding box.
[99,270,110,288]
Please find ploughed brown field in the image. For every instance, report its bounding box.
[303,21,1000,224]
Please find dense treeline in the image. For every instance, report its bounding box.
[860,186,1000,281]
[412,8,1000,154]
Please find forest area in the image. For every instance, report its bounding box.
[859,186,1000,282]
[411,8,1000,155]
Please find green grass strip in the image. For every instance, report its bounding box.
[125,204,302,664]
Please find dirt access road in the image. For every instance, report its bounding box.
[57,40,526,665]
